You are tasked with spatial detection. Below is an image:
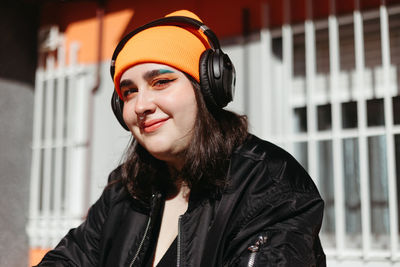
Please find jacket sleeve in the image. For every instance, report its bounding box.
[36,170,121,267]
[225,156,326,267]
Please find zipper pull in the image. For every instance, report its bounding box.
[247,235,268,267]
[248,235,268,252]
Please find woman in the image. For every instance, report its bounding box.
[38,10,326,267]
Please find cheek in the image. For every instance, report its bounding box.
[184,89,198,118]
[122,102,138,127]
[184,99,198,125]
[169,90,198,128]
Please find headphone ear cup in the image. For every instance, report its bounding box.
[199,49,235,110]
[199,49,218,109]
[219,52,235,105]
[111,90,130,131]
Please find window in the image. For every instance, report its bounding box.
[263,4,400,259]
[27,40,91,248]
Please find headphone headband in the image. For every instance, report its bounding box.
[110,16,221,80]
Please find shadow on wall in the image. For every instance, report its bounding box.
[0,1,39,267]
[0,1,38,85]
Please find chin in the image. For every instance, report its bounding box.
[137,134,190,159]
[144,142,186,162]
[142,140,173,156]
[146,148,179,164]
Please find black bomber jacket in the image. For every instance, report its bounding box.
[37,134,326,267]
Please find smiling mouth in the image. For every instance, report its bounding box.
[142,118,169,133]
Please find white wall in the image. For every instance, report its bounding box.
[89,63,131,203]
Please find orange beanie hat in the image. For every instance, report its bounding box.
[113,10,211,99]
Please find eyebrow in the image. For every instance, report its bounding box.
[119,69,175,89]
[119,79,135,90]
[143,69,175,81]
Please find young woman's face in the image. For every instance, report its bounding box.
[120,63,198,169]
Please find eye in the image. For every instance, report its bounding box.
[122,87,138,100]
[153,78,177,88]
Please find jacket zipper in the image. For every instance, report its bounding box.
[129,193,161,267]
[177,215,182,267]
[129,216,152,267]
[247,235,268,267]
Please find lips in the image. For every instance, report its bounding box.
[141,118,169,133]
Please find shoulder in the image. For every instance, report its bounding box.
[103,165,150,213]
[99,166,131,208]
[220,135,324,245]
[232,134,287,161]
[229,134,319,195]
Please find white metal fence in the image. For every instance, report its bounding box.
[259,0,400,263]
[27,38,91,248]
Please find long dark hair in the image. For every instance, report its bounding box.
[119,76,248,201]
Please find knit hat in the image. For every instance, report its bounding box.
[113,10,211,99]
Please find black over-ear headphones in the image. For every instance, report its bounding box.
[110,16,235,131]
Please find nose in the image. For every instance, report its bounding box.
[134,88,156,116]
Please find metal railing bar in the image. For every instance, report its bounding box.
[354,1,372,259]
[380,2,399,259]
[305,0,318,184]
[329,0,346,256]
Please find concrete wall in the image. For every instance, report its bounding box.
[0,1,38,266]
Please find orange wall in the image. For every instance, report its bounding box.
[39,0,395,64]
[40,0,264,64]
[64,8,134,64]
[29,248,50,266]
